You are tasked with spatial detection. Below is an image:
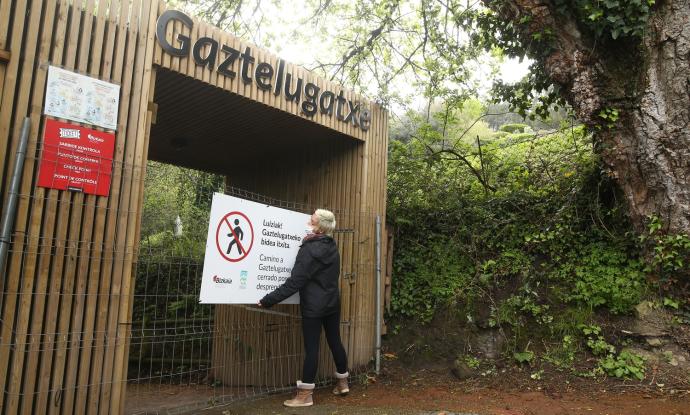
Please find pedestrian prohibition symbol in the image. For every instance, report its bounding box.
[215,211,254,262]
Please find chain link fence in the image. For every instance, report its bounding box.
[124,163,377,414]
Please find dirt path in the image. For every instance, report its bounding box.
[205,383,690,415]
[127,359,690,415]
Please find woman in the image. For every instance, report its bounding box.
[258,209,349,407]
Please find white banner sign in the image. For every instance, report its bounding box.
[199,193,310,304]
[44,66,120,131]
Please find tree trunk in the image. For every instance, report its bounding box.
[485,0,690,234]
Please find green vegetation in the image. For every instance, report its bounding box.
[388,100,638,323]
[642,215,690,288]
[513,350,535,365]
[562,245,646,314]
[555,0,656,40]
[599,350,646,380]
[475,0,657,121]
[498,123,530,134]
[129,162,224,377]
[139,161,224,255]
[386,99,689,381]
[136,161,223,316]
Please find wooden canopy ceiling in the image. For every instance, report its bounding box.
[148,69,356,174]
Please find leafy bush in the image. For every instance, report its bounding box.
[390,237,473,323]
[641,216,690,294]
[494,291,553,328]
[564,243,647,314]
[599,350,646,380]
[580,324,616,356]
[388,103,646,327]
[384,101,678,385]
[513,350,535,365]
[543,335,578,370]
[555,0,656,40]
[499,123,529,133]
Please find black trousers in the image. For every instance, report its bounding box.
[301,311,348,383]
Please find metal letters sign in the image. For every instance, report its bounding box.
[200,193,311,304]
[155,10,372,131]
[44,66,120,131]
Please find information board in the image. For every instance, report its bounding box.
[36,119,115,196]
[199,193,311,304]
[44,66,120,131]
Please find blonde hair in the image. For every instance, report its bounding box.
[314,209,336,235]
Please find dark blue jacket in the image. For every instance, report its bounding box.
[259,234,340,318]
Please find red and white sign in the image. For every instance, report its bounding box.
[215,211,255,262]
[200,193,310,304]
[37,119,115,196]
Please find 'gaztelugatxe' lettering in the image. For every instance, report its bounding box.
[261,228,302,241]
[155,10,372,131]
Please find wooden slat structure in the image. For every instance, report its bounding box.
[0,1,388,414]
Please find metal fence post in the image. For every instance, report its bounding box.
[0,117,31,274]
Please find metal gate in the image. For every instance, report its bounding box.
[124,177,363,414]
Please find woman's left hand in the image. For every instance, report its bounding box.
[256,301,263,307]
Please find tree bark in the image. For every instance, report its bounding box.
[485,0,690,234]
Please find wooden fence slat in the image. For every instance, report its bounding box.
[0,0,47,411]
[30,3,78,411]
[14,2,60,413]
[103,0,152,411]
[44,2,94,412]
[111,3,158,412]
[59,1,99,409]
[73,2,114,410]
[0,0,26,202]
[100,0,120,78]
[59,1,107,413]
[96,0,145,411]
[0,0,13,50]
[87,0,136,411]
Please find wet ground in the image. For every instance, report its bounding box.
[126,359,690,415]
[199,384,690,415]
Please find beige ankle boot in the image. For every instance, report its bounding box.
[332,371,349,395]
[283,381,314,407]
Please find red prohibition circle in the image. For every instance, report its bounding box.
[215,211,254,262]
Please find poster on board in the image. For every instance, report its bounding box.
[44,65,120,131]
[199,193,311,304]
[36,119,115,196]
